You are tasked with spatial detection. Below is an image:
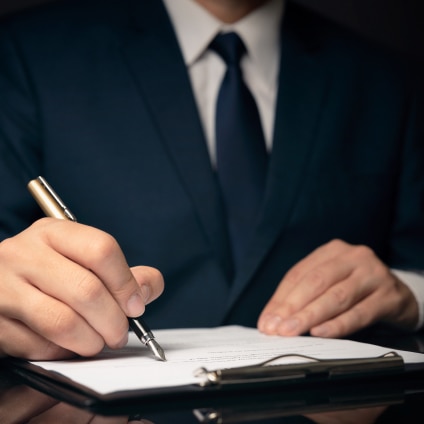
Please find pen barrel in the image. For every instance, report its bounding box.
[27,177,77,221]
[128,318,154,345]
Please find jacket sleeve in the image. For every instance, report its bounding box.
[0,23,44,240]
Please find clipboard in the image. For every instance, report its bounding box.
[6,325,424,416]
[8,351,408,416]
[5,358,424,423]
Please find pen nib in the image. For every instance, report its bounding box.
[147,339,167,361]
[128,317,166,361]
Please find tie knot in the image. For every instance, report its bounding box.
[210,32,246,66]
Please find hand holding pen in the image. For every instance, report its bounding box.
[0,177,165,361]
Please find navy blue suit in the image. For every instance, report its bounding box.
[1,0,423,329]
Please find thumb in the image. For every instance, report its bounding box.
[130,266,165,305]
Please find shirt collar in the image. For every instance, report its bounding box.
[163,0,285,76]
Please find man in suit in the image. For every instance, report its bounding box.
[0,0,423,360]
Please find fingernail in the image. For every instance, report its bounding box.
[263,315,283,333]
[127,292,145,317]
[279,318,300,334]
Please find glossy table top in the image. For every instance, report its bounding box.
[1,327,424,424]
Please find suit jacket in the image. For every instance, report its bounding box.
[0,0,423,329]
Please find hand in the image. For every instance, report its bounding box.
[0,218,164,360]
[258,239,418,338]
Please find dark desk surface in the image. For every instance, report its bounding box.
[1,327,424,424]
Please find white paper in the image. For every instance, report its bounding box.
[30,326,424,395]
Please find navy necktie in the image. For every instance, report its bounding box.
[210,32,268,269]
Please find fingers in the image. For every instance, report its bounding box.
[0,280,104,358]
[13,250,130,351]
[258,240,357,335]
[38,219,147,318]
[258,239,418,338]
[264,240,354,305]
[0,218,165,359]
[2,284,107,358]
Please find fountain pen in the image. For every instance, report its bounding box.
[27,176,166,361]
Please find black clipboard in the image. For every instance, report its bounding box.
[8,351,410,416]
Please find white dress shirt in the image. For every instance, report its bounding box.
[162,0,424,329]
[163,0,284,165]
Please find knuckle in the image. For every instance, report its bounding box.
[306,269,327,292]
[283,301,299,316]
[40,309,104,357]
[373,265,390,282]
[28,217,50,230]
[330,285,348,306]
[32,217,62,238]
[87,232,120,266]
[0,237,21,262]
[75,273,104,303]
[285,267,302,282]
[329,238,344,248]
[352,244,374,259]
[44,307,78,338]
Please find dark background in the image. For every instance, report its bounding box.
[0,0,423,60]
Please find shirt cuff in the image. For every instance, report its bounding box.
[392,269,424,331]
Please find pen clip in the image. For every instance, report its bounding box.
[194,352,404,387]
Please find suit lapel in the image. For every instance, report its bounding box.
[120,0,233,277]
[227,4,331,309]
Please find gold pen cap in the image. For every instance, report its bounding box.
[27,176,77,222]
